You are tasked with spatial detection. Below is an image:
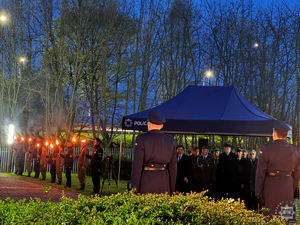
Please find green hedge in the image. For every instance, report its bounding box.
[0,191,287,224]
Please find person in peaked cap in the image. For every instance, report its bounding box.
[255,121,300,222]
[131,110,177,195]
[216,143,239,199]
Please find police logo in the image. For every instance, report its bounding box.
[124,118,133,128]
[274,201,295,221]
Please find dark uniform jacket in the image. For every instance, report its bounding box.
[217,152,239,193]
[256,140,300,218]
[61,147,74,168]
[131,130,177,195]
[14,143,24,158]
[195,155,215,183]
[86,146,103,171]
[175,154,190,192]
[48,148,59,165]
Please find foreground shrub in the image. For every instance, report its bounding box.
[0,191,287,224]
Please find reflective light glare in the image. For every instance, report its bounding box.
[8,125,14,144]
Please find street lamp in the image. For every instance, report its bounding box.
[203,70,213,86]
[253,42,259,48]
[0,16,7,22]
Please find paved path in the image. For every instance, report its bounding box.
[0,173,79,202]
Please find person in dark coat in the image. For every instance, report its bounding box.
[86,138,103,194]
[256,123,300,222]
[175,145,190,193]
[195,146,215,193]
[189,147,199,192]
[236,148,249,201]
[33,137,42,178]
[48,144,58,183]
[217,143,239,199]
[61,140,74,188]
[246,150,258,210]
[10,137,22,175]
[131,110,177,195]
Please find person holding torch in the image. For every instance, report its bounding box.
[25,137,34,177]
[33,136,43,179]
[48,142,58,183]
[75,139,89,190]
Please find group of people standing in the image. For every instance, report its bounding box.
[10,136,104,194]
[131,110,300,222]
[175,144,259,210]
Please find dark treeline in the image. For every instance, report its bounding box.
[0,0,300,148]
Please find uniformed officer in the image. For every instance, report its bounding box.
[75,139,89,190]
[189,147,199,192]
[256,121,300,221]
[25,139,34,177]
[61,140,74,188]
[131,110,177,195]
[195,145,215,193]
[86,138,103,194]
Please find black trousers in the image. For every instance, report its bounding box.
[34,159,40,178]
[17,158,24,175]
[92,169,101,194]
[65,166,72,187]
[50,164,56,182]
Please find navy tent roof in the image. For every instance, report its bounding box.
[122,85,288,136]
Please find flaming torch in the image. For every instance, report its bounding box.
[72,137,76,149]
[50,143,54,163]
[21,136,25,152]
[56,140,59,146]
[37,143,40,159]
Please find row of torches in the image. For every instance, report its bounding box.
[15,136,86,151]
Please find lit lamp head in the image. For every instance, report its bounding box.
[205,70,213,78]
[253,42,259,48]
[0,16,7,21]
[19,57,26,64]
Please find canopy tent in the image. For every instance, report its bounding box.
[122,85,289,137]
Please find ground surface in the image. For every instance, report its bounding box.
[0,173,79,202]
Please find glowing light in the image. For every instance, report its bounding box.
[29,138,32,142]
[8,125,14,144]
[45,142,49,146]
[56,140,59,145]
[14,135,17,140]
[50,144,54,149]
[253,42,259,48]
[73,137,76,142]
[19,57,26,63]
[205,70,213,78]
[37,144,40,147]
[81,139,86,143]
[21,136,24,142]
[0,16,7,21]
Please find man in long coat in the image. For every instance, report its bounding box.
[175,145,190,193]
[131,110,177,195]
[217,143,239,199]
[256,122,300,222]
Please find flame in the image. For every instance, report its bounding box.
[37,143,40,147]
[45,142,49,146]
[21,137,24,141]
[14,135,17,140]
[81,139,86,143]
[50,144,54,149]
[56,140,59,145]
[73,137,76,142]
[29,138,32,142]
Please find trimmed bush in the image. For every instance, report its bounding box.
[0,191,287,224]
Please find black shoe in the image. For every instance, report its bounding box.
[49,181,55,183]
[57,181,62,185]
[76,184,85,191]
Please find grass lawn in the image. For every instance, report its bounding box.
[3,172,129,197]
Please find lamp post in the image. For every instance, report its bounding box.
[203,70,213,86]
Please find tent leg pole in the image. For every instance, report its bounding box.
[117,129,123,193]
